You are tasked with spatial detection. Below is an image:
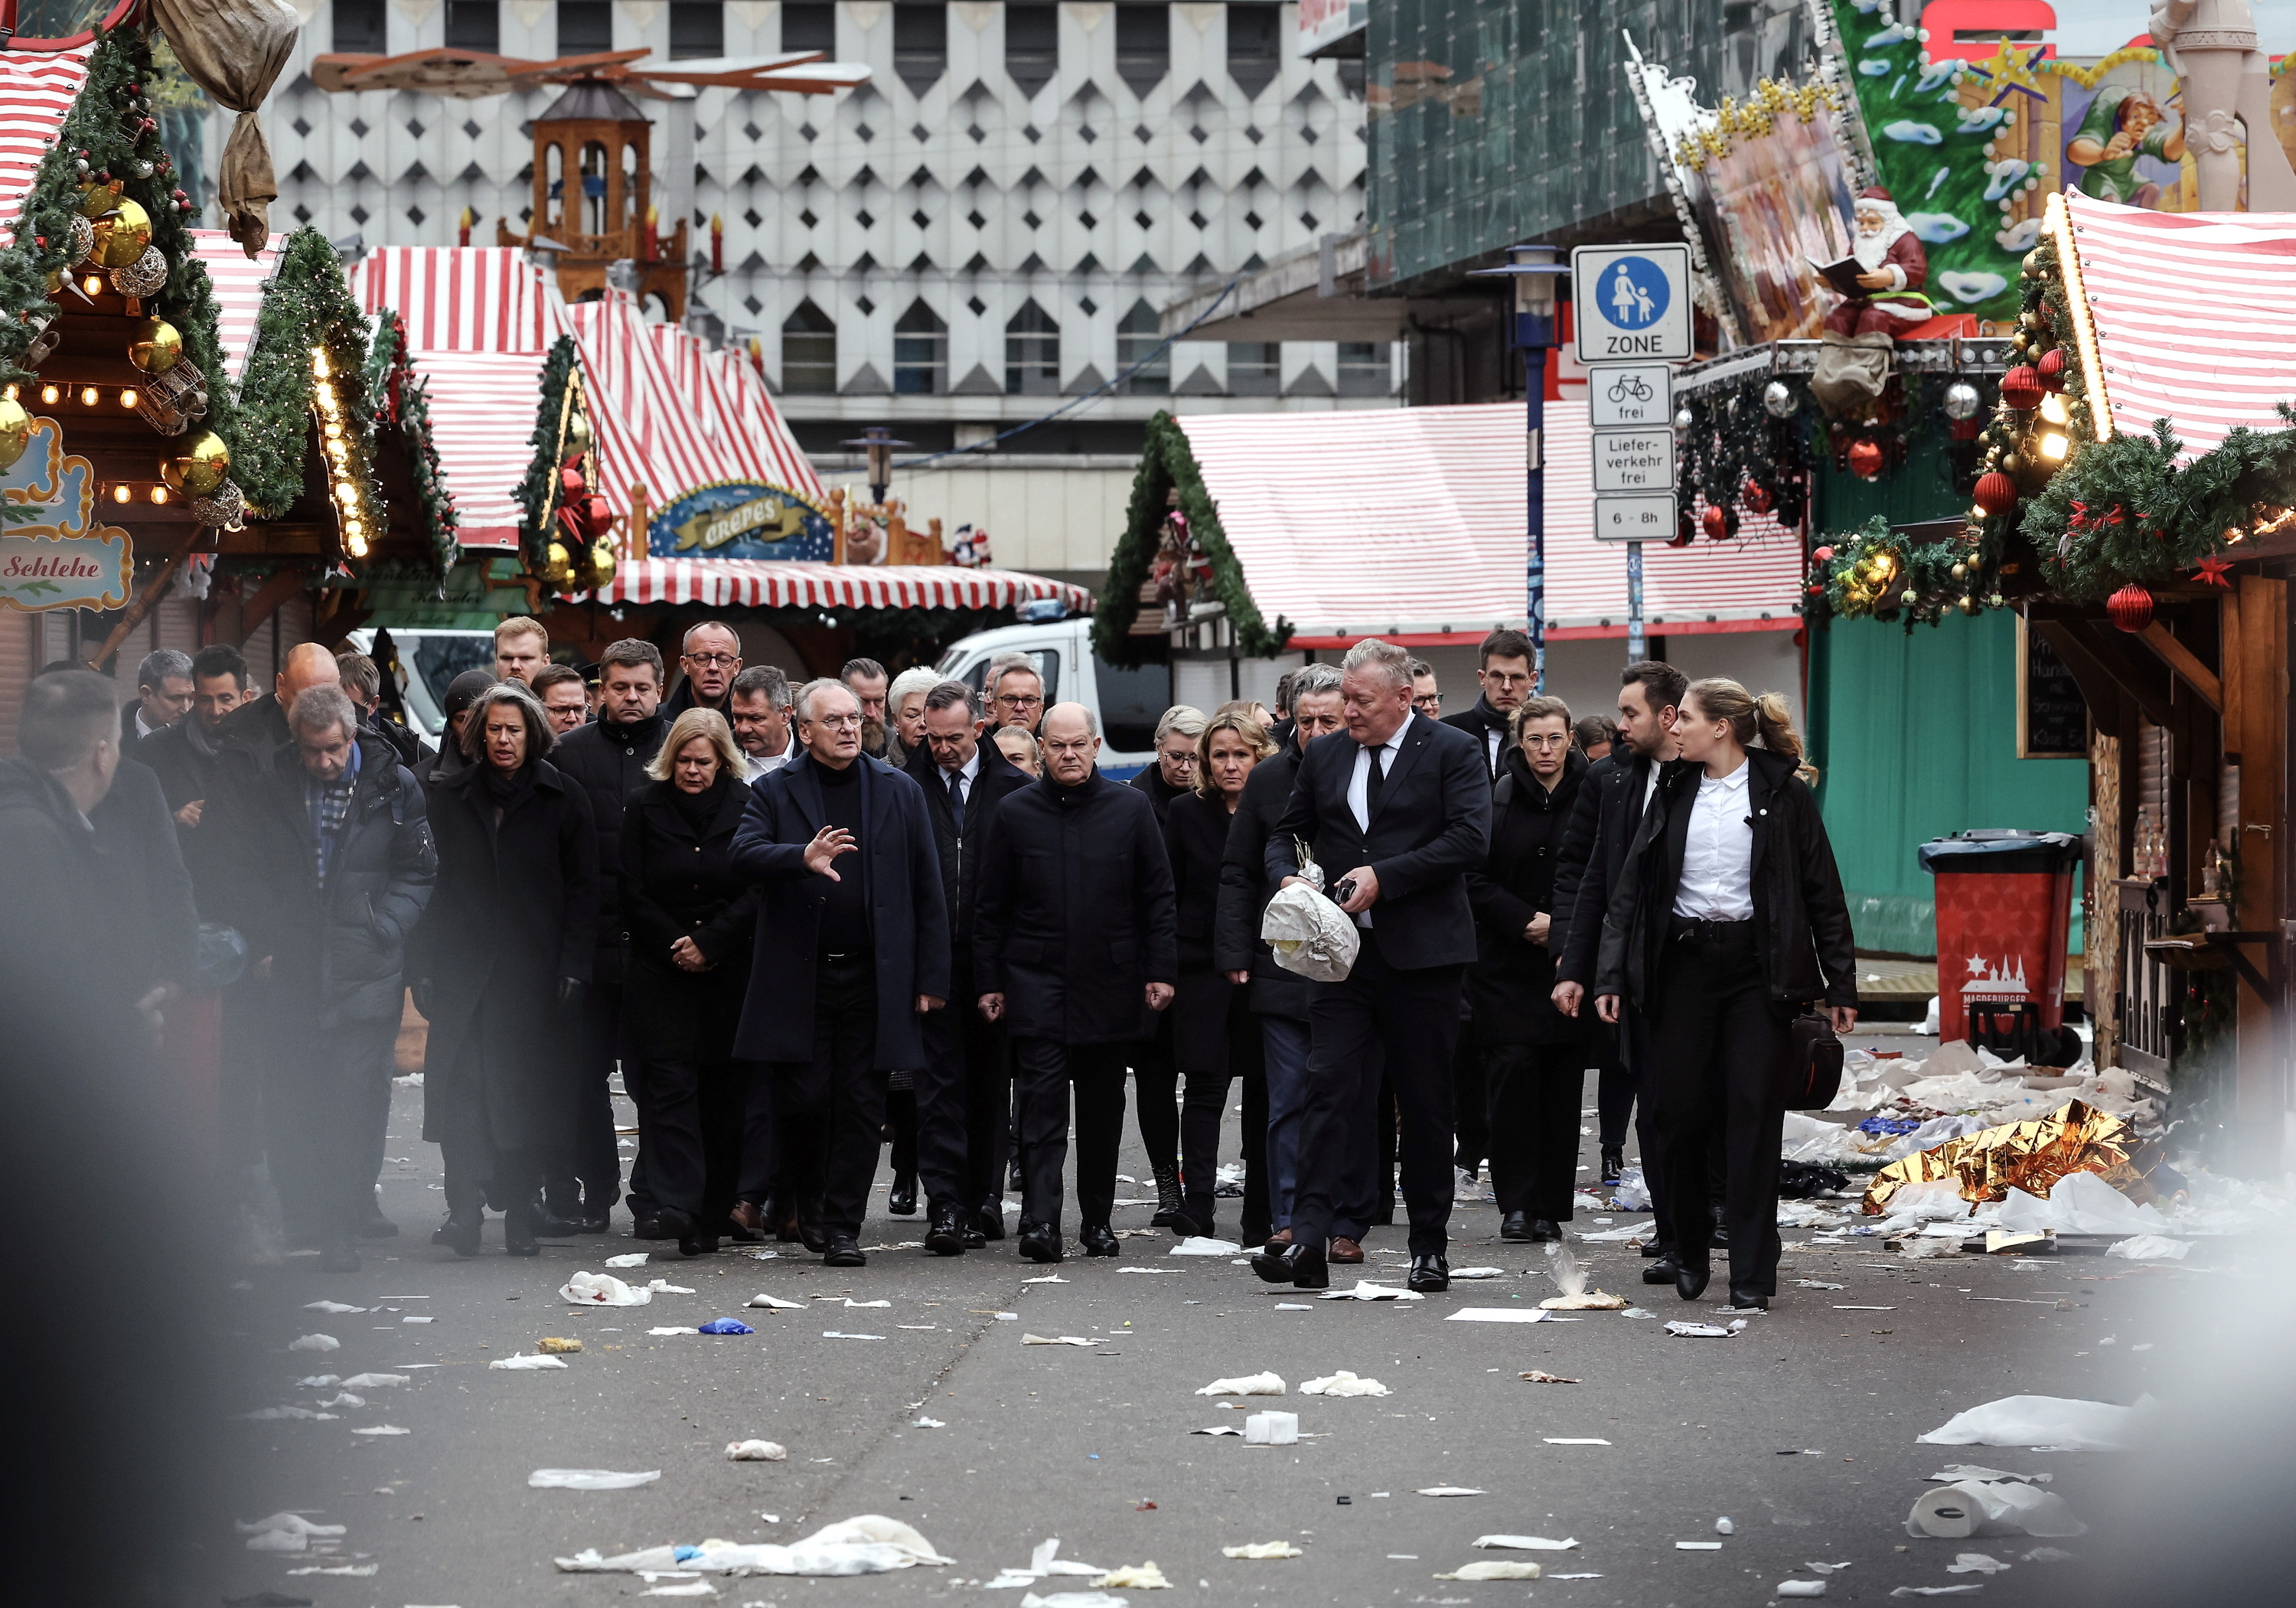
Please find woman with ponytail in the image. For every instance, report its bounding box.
[1592,678,1854,1310]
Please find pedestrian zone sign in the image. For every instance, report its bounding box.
[1571,243,1692,365]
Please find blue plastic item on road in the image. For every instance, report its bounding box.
[697,1318,755,1336]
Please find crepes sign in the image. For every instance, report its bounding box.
[648,481,833,563]
[1,416,133,613]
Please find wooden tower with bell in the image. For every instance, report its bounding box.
[500,80,688,319]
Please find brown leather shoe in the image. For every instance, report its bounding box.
[1328,1236,1365,1264]
[727,1202,765,1242]
[1262,1228,1293,1251]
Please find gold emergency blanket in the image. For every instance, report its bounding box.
[1861,1099,2157,1215]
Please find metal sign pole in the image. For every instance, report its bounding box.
[1523,317,1551,693]
[1627,541,1645,662]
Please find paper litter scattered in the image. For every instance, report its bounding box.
[1675,1541,1724,1550]
[1023,1334,1100,1346]
[1906,1481,2086,1539]
[295,1375,339,1388]
[530,1469,662,1490]
[238,1513,345,1540]
[1805,1561,1853,1574]
[490,1353,569,1371]
[315,1392,364,1407]
[1540,1290,1628,1310]
[1926,1465,2052,1486]
[1446,1306,1547,1324]
[1449,1267,1507,1279]
[838,1297,892,1308]
[1946,1554,2011,1575]
[536,1339,583,1354]
[1917,1394,2140,1451]
[913,1417,946,1428]
[243,1528,311,1552]
[641,1583,719,1597]
[1474,1535,1577,1551]
[1890,1587,1982,1597]
[1221,1541,1303,1559]
[1797,1280,1847,1290]
[2023,1548,2076,1564]
[1302,1372,1389,1397]
[1665,1319,1749,1338]
[1094,1562,1172,1589]
[1192,1425,1241,1437]
[2105,1234,2191,1261]
[1518,1371,1579,1384]
[1022,1274,1068,1284]
[1244,1411,1299,1445]
[1433,1561,1539,1580]
[1273,1301,1312,1310]
[1716,1517,1735,1535]
[1320,1280,1424,1301]
[285,1563,379,1577]
[340,1372,409,1388]
[1413,1485,1485,1499]
[1776,1581,1827,1598]
[302,1300,366,1313]
[604,1252,649,1267]
[351,1424,408,1435]
[1019,1594,1126,1608]
[287,1334,340,1352]
[1169,1236,1243,1255]
[240,1405,337,1421]
[1196,1372,1284,1396]
[1998,1171,2168,1237]
[650,1280,698,1295]
[556,1515,949,1577]
[746,1293,806,1310]
[725,1440,788,1461]
[822,1330,884,1340]
[651,1326,700,1336]
[1543,1437,1611,1445]
[562,1272,652,1307]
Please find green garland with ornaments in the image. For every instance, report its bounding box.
[511,334,581,579]
[366,308,460,580]
[233,228,383,534]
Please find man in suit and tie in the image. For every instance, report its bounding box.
[732,678,950,1267]
[906,679,1033,1251]
[1259,638,1491,1292]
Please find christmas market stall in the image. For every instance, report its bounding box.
[1092,403,1808,716]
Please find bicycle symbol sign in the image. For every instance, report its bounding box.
[1587,360,1671,428]
[1571,243,1691,364]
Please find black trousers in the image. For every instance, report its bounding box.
[1484,1042,1586,1220]
[771,957,884,1240]
[266,1014,399,1240]
[355,1013,397,1205]
[735,1058,780,1208]
[1294,932,1463,1257]
[638,1056,752,1228]
[1130,1014,1179,1176]
[1593,1021,1636,1150]
[1450,1011,1486,1176]
[550,983,626,1214]
[1643,921,1788,1295]
[1013,1037,1130,1233]
[1179,985,1267,1235]
[915,999,997,1212]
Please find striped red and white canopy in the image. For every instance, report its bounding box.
[2069,191,2296,458]
[0,45,89,233]
[589,558,1091,614]
[186,230,284,382]
[1176,401,1804,641]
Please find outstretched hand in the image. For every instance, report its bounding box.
[804,824,858,880]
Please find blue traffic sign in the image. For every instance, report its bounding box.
[1570,243,1692,363]
[1599,256,1671,329]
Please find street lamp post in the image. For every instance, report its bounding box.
[1472,244,1570,692]
[841,426,911,504]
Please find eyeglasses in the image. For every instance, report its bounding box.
[810,713,863,730]
[684,652,739,667]
[1521,732,1570,749]
[995,693,1043,709]
[1412,695,1443,712]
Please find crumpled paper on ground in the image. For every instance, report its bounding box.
[1917,1394,2144,1451]
[1024,1334,1100,1346]
[490,1353,568,1371]
[287,1333,340,1352]
[1223,1541,1303,1559]
[1539,1244,1626,1308]
[1319,1280,1424,1301]
[1197,1372,1284,1396]
[239,1513,344,1542]
[531,1469,662,1489]
[1665,1319,1749,1338]
[726,1440,788,1461]
[1864,1101,2163,1215]
[1907,1480,2087,1539]
[2106,1233,2192,1261]
[1302,1371,1388,1396]
[1776,1581,1827,1598]
[1094,1561,1172,1588]
[1475,1535,1577,1550]
[557,1515,951,1575]
[1169,1236,1243,1255]
[1997,1172,2170,1237]
[563,1272,653,1306]
[1435,1560,1539,1580]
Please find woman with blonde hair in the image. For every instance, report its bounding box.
[1593,679,1854,1311]
[618,709,762,1255]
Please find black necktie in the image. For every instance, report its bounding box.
[947,768,965,834]
[1364,742,1388,819]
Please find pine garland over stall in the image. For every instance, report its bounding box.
[511,334,581,577]
[233,227,384,521]
[367,308,461,579]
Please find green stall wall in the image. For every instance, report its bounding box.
[1809,608,2089,957]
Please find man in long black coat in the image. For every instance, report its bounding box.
[1261,640,1489,1293]
[731,679,949,1267]
[974,701,1178,1264]
[549,639,670,1232]
[906,679,1032,1251]
[207,686,435,1270]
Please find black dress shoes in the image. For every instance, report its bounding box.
[435,1212,481,1258]
[1711,1224,1731,1248]
[797,1221,829,1254]
[1407,1254,1450,1293]
[632,1215,670,1241]
[1641,1236,1668,1258]
[1500,1211,1532,1242]
[1727,1286,1769,1311]
[1080,1223,1120,1257]
[529,1209,585,1239]
[1251,1241,1329,1289]
[1600,1146,1624,1184]
[823,1233,867,1267]
[1017,1221,1063,1263]
[960,1221,987,1251]
[503,1202,540,1257]
[573,1211,613,1235]
[1643,1251,1682,1285]
[925,1205,968,1256]
[977,1199,1007,1241]
[1675,1262,1712,1301]
[889,1173,919,1216]
[1529,1218,1563,1242]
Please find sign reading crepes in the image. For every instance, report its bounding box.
[1,417,133,612]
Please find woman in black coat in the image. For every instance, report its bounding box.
[1161,708,1275,1238]
[620,709,762,1257]
[1595,679,1856,1311]
[1466,698,1590,1245]
[409,683,597,1257]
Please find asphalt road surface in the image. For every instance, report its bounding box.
[212,1043,2178,1608]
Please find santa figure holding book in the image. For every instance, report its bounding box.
[1822,188,1929,336]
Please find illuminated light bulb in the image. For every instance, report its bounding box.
[2,384,14,400]
[334,481,357,505]
[344,517,365,540]
[2038,431,2069,462]
[149,484,168,504]
[119,388,139,408]
[324,419,342,440]
[113,482,132,503]
[82,274,102,295]
[40,384,60,405]
[80,386,99,406]
[2038,392,2070,426]
[311,347,332,378]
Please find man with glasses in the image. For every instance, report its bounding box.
[1443,628,1538,782]
[732,679,949,1267]
[665,621,743,719]
[1409,659,1443,720]
[985,654,1046,733]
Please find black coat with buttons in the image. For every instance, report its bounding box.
[619,777,762,1064]
[553,710,668,987]
[1465,744,1588,1046]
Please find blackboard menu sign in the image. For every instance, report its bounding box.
[2018,615,2088,758]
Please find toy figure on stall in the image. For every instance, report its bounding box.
[1811,187,1929,419]
[2068,85,2186,208]
[1151,492,1212,628]
[944,521,992,567]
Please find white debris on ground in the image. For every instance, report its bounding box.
[557,1515,951,1576]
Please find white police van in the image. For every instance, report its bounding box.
[933,602,1168,780]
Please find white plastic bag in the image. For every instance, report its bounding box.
[1261,882,1358,982]
[1917,1394,2139,1451]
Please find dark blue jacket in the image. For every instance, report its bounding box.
[730,749,951,1068]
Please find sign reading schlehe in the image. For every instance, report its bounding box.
[0,417,133,613]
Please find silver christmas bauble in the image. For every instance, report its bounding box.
[1761,380,1799,419]
[1942,380,1984,421]
[1673,406,1693,431]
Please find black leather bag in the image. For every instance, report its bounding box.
[1776,1009,1844,1110]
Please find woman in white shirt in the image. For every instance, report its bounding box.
[1592,679,1856,1310]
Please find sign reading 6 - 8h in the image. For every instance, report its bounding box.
[1,416,132,613]
[1570,244,1693,365]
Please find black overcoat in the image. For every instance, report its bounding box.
[619,777,761,1064]
[1163,787,1246,1073]
[1464,745,1587,1047]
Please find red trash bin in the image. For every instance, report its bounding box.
[1919,830,2082,1058]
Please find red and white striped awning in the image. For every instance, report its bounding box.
[1176,402,1804,641]
[2067,191,2296,458]
[589,558,1091,613]
[0,45,89,231]
[185,229,284,381]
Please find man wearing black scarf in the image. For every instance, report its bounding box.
[1442,628,1538,783]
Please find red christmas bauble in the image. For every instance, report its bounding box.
[1847,437,1885,480]
[1806,582,1824,596]
[559,465,587,497]
[2107,582,2154,634]
[1743,480,1774,516]
[1811,544,1835,564]
[1973,471,2019,516]
[2037,348,2066,393]
[1669,513,1694,549]
[1702,505,1728,540]
[2000,365,2043,410]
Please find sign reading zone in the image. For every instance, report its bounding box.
[1571,243,1692,365]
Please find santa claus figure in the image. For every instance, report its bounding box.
[1823,188,1929,338]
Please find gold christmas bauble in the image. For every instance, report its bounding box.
[77,179,123,218]
[543,540,576,587]
[1901,589,1919,607]
[0,396,31,471]
[586,539,617,589]
[96,198,152,269]
[127,315,181,373]
[564,409,595,460]
[160,430,231,496]
[1959,595,1979,615]
[1950,561,1968,580]
[2022,249,2041,273]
